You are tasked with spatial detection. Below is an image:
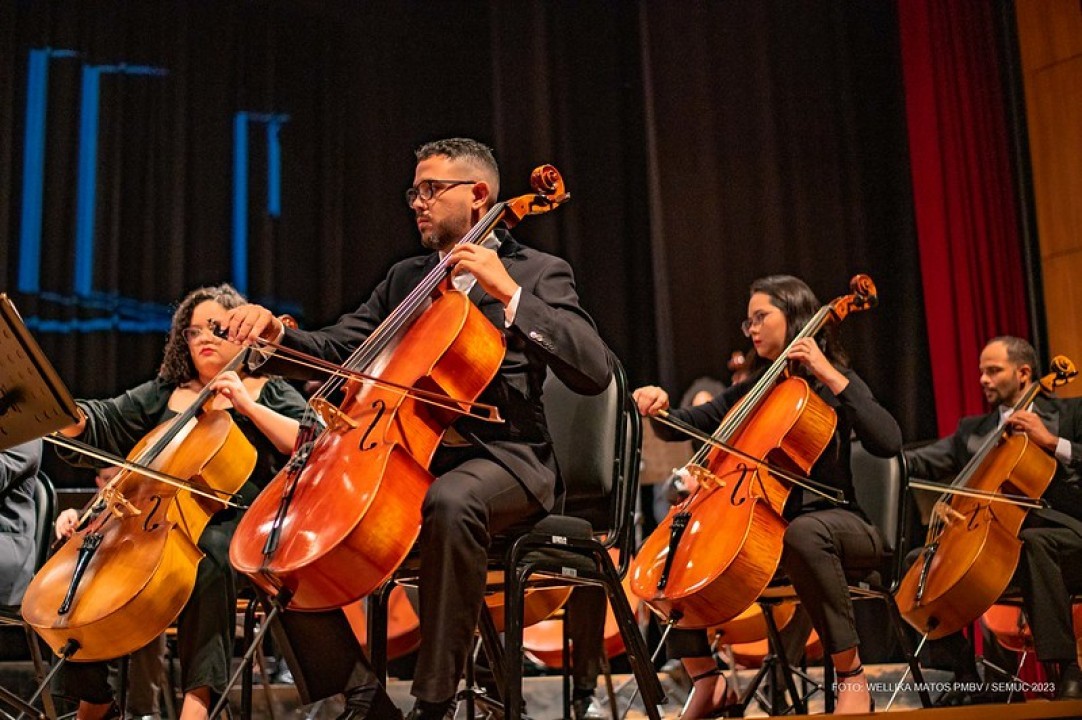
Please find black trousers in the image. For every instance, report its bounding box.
[273,453,545,708]
[56,515,238,703]
[566,586,608,693]
[413,455,544,701]
[667,508,882,660]
[1017,522,1082,663]
[781,508,882,655]
[270,608,376,705]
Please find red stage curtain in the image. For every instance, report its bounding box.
[898,0,1031,436]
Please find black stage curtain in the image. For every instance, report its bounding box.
[0,0,934,485]
[639,0,934,440]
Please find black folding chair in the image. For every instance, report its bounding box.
[368,359,665,720]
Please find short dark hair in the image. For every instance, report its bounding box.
[748,274,849,370]
[987,335,1039,376]
[415,137,499,190]
[413,136,497,204]
[159,284,247,384]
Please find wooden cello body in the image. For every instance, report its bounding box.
[896,435,1053,639]
[23,411,256,660]
[229,166,570,610]
[895,357,1077,640]
[629,275,877,629]
[231,290,504,610]
[630,379,834,628]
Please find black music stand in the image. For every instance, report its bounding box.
[0,294,80,452]
[0,294,81,720]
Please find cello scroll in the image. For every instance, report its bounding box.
[826,274,878,324]
[501,165,571,228]
[1043,355,1078,392]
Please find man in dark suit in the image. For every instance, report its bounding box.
[906,336,1082,701]
[225,138,612,720]
[0,439,42,606]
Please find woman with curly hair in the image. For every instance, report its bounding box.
[53,283,306,720]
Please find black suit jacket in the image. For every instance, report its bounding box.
[0,439,42,604]
[263,230,613,511]
[905,395,1082,521]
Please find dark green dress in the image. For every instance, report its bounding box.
[55,377,306,701]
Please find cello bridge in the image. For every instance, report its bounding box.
[310,398,360,432]
[686,465,725,492]
[102,488,142,518]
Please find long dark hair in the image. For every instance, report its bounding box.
[747,275,849,373]
[158,284,247,384]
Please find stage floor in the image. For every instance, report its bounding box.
[260,663,1082,718]
[5,661,1082,719]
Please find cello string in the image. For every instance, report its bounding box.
[46,351,255,516]
[929,359,1075,536]
[286,185,563,411]
[134,350,250,463]
[680,302,838,475]
[280,199,514,448]
[314,200,509,400]
[708,303,833,450]
[244,203,512,429]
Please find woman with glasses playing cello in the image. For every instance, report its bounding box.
[633,275,901,716]
[49,283,307,720]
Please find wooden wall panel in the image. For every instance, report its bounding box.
[1026,64,1082,259]
[1016,0,1082,396]
[1041,257,1082,388]
[1015,0,1082,71]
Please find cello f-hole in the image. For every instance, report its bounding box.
[143,495,164,532]
[729,464,756,506]
[358,400,387,451]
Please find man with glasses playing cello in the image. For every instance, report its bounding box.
[225,138,612,720]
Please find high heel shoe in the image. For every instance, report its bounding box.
[834,664,874,713]
[687,668,742,718]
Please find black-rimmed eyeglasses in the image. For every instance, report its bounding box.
[405,179,478,206]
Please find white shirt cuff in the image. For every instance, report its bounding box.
[1056,437,1072,465]
[503,287,522,327]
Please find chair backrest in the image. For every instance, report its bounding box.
[541,359,642,568]
[31,472,57,572]
[849,440,909,586]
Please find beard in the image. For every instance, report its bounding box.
[420,229,446,251]
[419,216,471,252]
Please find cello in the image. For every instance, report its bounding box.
[22,354,257,661]
[229,166,570,610]
[629,275,877,629]
[895,356,1077,640]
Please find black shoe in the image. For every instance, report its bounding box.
[571,696,608,719]
[1057,662,1082,700]
[405,698,456,720]
[336,681,404,720]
